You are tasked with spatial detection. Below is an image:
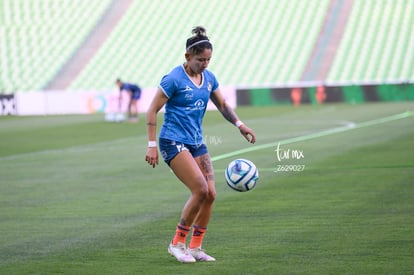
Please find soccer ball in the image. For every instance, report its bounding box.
[225,159,259,192]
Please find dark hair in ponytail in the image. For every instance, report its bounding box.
[185,26,212,54]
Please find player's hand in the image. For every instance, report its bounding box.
[239,124,256,144]
[145,147,159,168]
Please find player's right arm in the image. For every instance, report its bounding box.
[145,88,168,167]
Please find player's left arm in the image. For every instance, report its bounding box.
[210,89,256,144]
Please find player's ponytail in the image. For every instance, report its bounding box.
[186,26,212,54]
[192,26,207,37]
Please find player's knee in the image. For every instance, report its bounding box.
[193,177,209,202]
[199,188,215,205]
[206,188,216,204]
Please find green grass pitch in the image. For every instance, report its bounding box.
[1,102,413,274]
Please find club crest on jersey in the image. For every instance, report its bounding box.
[207,82,212,92]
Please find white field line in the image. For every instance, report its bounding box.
[1,111,412,163]
[211,111,413,162]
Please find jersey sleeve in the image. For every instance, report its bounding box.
[159,74,177,98]
[212,76,219,92]
[209,71,219,93]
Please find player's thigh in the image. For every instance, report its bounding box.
[194,153,214,181]
[170,151,207,193]
[194,153,216,196]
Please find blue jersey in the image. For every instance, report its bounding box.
[120,83,141,99]
[159,65,219,145]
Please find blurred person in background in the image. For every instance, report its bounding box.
[116,78,142,122]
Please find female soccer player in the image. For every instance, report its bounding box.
[116,79,142,122]
[145,26,256,263]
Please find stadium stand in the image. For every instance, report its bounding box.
[327,0,414,84]
[68,0,330,90]
[1,0,413,93]
[44,0,134,90]
[1,0,111,92]
[300,0,354,82]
